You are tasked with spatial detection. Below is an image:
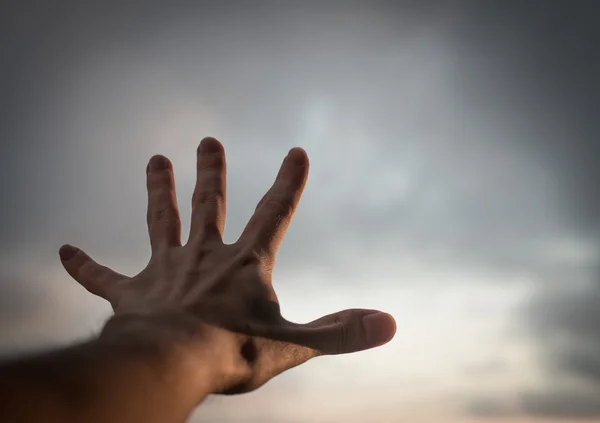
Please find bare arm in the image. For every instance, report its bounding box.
[0,312,241,423]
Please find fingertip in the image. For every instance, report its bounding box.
[286,147,309,166]
[198,137,225,155]
[59,244,78,261]
[362,312,396,347]
[147,155,172,172]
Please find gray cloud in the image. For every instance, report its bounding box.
[516,278,600,418]
[519,389,600,420]
[2,0,575,277]
[528,279,600,383]
[458,2,600,419]
[466,276,600,420]
[3,1,600,422]
[462,359,510,378]
[464,397,515,419]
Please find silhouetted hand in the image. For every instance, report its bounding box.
[59,137,396,396]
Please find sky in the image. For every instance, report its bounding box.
[1,0,600,422]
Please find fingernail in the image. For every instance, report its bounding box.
[362,312,396,346]
[59,245,78,261]
[148,155,169,172]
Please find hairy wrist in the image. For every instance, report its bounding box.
[99,310,217,401]
[99,308,248,400]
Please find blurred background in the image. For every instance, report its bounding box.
[1,1,599,422]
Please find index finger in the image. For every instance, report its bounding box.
[237,148,309,263]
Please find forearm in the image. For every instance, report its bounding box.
[0,316,215,423]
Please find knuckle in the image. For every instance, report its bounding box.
[187,242,212,261]
[149,192,177,224]
[152,205,177,224]
[154,207,168,222]
[192,190,221,206]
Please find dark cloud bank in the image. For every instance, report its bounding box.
[460,2,600,419]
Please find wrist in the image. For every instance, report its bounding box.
[98,309,219,404]
[99,307,252,399]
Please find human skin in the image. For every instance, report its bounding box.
[0,137,396,422]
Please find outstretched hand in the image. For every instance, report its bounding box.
[59,137,396,395]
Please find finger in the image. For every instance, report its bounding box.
[280,309,396,355]
[59,244,126,302]
[188,137,227,244]
[146,155,182,252]
[237,148,309,262]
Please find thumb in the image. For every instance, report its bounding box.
[283,308,397,355]
[223,308,396,394]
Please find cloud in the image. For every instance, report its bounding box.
[462,359,510,378]
[510,278,600,419]
[465,397,515,419]
[519,388,600,420]
[455,2,600,419]
[3,1,600,422]
[528,278,600,383]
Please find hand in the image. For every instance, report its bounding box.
[59,137,396,395]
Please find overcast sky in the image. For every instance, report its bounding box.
[1,1,600,422]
